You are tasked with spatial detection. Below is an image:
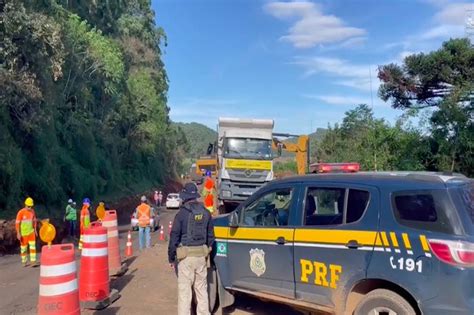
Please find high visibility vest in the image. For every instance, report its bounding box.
[137,203,151,227]
[204,194,214,213]
[15,208,36,236]
[80,206,90,229]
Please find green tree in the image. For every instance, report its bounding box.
[378,38,473,175]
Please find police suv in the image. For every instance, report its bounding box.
[207,171,474,315]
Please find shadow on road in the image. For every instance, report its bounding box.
[122,256,137,268]
[111,268,137,293]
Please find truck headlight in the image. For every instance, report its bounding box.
[222,190,232,198]
[265,171,274,181]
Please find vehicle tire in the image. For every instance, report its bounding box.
[354,289,416,315]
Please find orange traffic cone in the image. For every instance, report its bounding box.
[103,210,128,276]
[125,231,133,257]
[159,226,165,241]
[168,221,173,235]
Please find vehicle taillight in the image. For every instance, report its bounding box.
[429,239,474,267]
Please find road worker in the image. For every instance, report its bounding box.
[64,199,77,238]
[79,198,91,250]
[15,197,38,267]
[136,195,152,250]
[201,171,216,214]
[168,182,215,315]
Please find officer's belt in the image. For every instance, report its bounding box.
[177,244,210,260]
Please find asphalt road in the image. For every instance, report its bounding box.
[0,208,311,315]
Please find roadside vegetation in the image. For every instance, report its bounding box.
[0,0,188,218]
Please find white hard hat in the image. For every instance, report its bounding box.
[141,195,147,202]
[68,199,73,204]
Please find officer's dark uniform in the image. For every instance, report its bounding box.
[168,183,215,315]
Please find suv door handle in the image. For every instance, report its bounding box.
[276,236,286,245]
[346,240,361,249]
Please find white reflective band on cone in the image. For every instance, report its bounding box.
[81,247,108,257]
[107,230,118,238]
[102,221,115,227]
[126,242,132,246]
[40,261,76,277]
[83,234,108,243]
[40,279,78,296]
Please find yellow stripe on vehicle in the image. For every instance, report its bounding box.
[229,227,294,241]
[379,232,391,252]
[225,159,272,170]
[390,232,399,248]
[295,229,380,246]
[402,233,413,254]
[214,226,228,239]
[419,235,430,253]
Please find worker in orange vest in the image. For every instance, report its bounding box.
[79,198,91,250]
[201,171,216,214]
[136,195,152,250]
[15,197,38,267]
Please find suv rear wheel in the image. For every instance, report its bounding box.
[354,289,415,315]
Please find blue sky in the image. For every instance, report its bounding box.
[152,0,472,134]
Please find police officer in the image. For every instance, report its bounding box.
[168,182,215,315]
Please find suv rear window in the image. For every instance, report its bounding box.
[392,191,453,234]
[459,183,474,222]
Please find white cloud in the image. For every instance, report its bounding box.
[304,94,386,107]
[292,56,380,92]
[264,1,366,49]
[433,2,472,25]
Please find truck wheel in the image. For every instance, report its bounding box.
[354,289,416,315]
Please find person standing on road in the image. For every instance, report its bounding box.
[15,197,38,267]
[64,199,77,238]
[158,191,163,207]
[95,201,106,221]
[154,190,159,206]
[201,171,216,215]
[168,182,215,315]
[136,195,152,250]
[79,198,91,250]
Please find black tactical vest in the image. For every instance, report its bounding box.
[182,202,208,246]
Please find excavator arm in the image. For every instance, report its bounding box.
[272,134,309,175]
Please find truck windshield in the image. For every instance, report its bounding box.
[224,138,272,160]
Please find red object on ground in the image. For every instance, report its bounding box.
[159,226,165,241]
[38,243,79,315]
[103,210,126,276]
[79,222,110,304]
[125,231,133,257]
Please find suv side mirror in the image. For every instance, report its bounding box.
[229,211,239,228]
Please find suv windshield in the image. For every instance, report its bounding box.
[224,138,272,160]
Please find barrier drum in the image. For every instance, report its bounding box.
[79,222,119,310]
[38,244,79,315]
[102,210,127,276]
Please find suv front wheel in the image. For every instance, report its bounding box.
[354,289,416,315]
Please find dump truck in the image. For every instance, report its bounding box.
[217,117,274,211]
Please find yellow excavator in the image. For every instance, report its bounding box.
[272,133,310,175]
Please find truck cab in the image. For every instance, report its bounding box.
[217,118,274,209]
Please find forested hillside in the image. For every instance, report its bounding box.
[0,0,187,218]
[173,122,217,158]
